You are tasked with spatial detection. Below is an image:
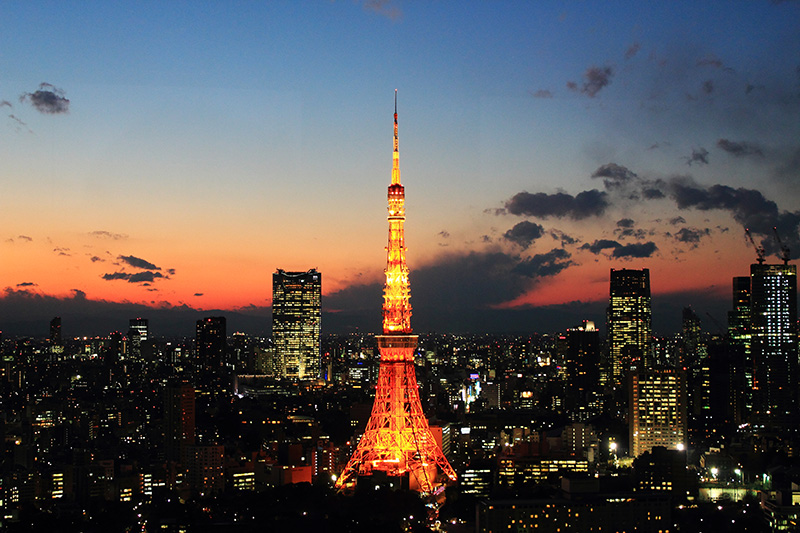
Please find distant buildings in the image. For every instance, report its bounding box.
[272,269,321,380]
[750,263,797,426]
[564,321,600,418]
[629,369,687,457]
[607,268,652,385]
[164,381,195,462]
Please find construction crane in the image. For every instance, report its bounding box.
[772,226,791,265]
[745,228,765,264]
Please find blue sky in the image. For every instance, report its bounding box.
[1,1,798,336]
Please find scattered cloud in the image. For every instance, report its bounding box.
[581,239,622,255]
[702,80,714,94]
[669,216,687,225]
[194,293,204,297]
[438,230,450,239]
[362,0,401,21]
[625,42,641,60]
[17,235,32,242]
[53,247,71,256]
[717,138,764,158]
[591,163,639,190]
[90,230,128,240]
[19,82,70,114]
[90,256,104,263]
[16,282,37,287]
[503,221,545,249]
[674,227,711,246]
[531,89,553,98]
[102,271,165,283]
[513,248,573,278]
[616,218,635,228]
[568,65,614,98]
[550,229,577,245]
[685,148,709,166]
[696,55,724,68]
[503,189,608,220]
[118,255,160,270]
[611,241,658,258]
[0,100,11,108]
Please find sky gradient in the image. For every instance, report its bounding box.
[1,1,799,337]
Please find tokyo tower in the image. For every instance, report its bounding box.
[335,91,457,494]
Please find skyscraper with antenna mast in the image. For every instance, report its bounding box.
[335,91,457,496]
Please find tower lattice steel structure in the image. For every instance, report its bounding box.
[336,91,457,494]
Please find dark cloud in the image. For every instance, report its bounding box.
[503,221,545,249]
[717,138,764,158]
[625,42,641,60]
[513,249,573,278]
[194,293,204,297]
[642,187,666,199]
[90,230,128,240]
[53,247,71,257]
[550,230,577,245]
[20,83,70,114]
[0,100,11,108]
[568,65,614,98]
[702,80,714,94]
[581,239,622,255]
[616,218,635,228]
[16,282,37,287]
[669,216,687,225]
[102,271,164,283]
[611,241,658,258]
[503,189,608,220]
[591,163,639,191]
[118,255,160,270]
[666,178,800,258]
[531,89,553,98]
[685,148,709,166]
[18,235,32,242]
[674,227,711,245]
[167,268,176,276]
[8,114,30,132]
[90,256,104,263]
[438,230,450,239]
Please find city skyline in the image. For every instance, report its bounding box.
[1,2,799,337]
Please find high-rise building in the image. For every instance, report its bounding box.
[629,369,687,457]
[336,91,456,495]
[49,317,62,345]
[129,317,149,341]
[564,321,600,418]
[272,269,321,380]
[607,268,652,385]
[728,276,751,348]
[164,381,195,462]
[196,316,227,375]
[750,263,797,426]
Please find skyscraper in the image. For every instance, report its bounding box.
[196,316,227,376]
[272,269,321,380]
[750,263,797,426]
[564,321,600,418]
[336,91,456,495]
[164,381,195,462]
[629,368,687,457]
[607,268,652,385]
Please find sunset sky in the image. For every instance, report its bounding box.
[1,1,799,336]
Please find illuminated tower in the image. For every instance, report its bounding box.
[607,268,651,385]
[629,368,687,457]
[336,91,457,494]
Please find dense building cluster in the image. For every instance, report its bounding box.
[0,256,796,531]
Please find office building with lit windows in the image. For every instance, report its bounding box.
[607,268,651,385]
[272,269,321,380]
[750,263,797,426]
[629,369,687,457]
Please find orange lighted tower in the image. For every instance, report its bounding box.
[336,91,457,494]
